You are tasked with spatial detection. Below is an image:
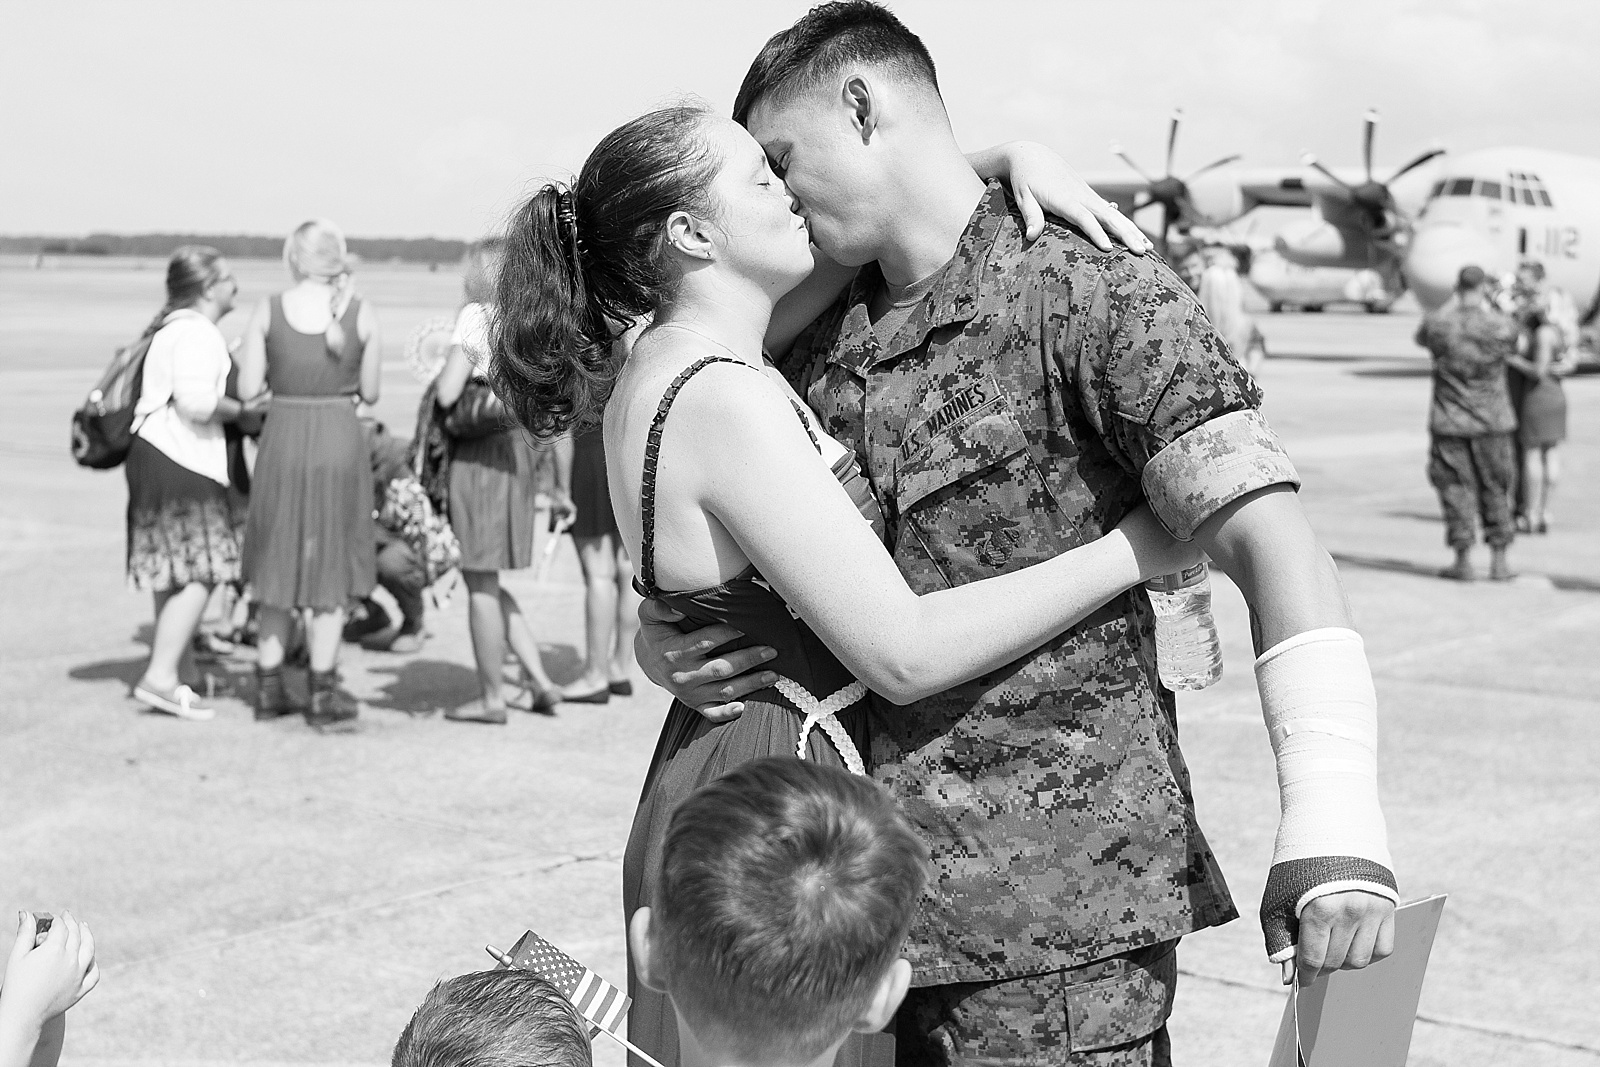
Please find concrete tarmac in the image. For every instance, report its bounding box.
[2,264,1596,1067]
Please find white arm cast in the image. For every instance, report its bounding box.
[1256,626,1398,962]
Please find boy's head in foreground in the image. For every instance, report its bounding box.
[392,968,591,1067]
[630,758,929,1066]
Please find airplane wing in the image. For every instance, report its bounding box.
[1237,168,1317,209]
[1076,174,1155,213]
[1081,167,1341,213]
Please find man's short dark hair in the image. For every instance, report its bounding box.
[652,757,929,1062]
[392,969,590,1067]
[1456,264,1486,291]
[732,1,939,126]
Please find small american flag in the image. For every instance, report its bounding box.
[502,930,631,1037]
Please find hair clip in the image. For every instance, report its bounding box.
[554,186,585,259]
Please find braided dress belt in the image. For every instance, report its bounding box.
[770,677,868,776]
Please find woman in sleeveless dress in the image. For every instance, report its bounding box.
[433,238,563,723]
[1506,259,1571,533]
[238,219,383,728]
[489,106,1185,1065]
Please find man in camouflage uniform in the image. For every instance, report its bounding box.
[638,5,1397,1064]
[1414,264,1519,580]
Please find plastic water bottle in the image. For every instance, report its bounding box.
[1145,563,1223,691]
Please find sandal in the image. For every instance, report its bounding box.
[133,680,216,722]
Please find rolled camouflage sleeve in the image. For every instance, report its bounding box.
[1077,257,1299,539]
[1142,409,1300,539]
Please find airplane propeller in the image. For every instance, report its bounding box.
[1302,110,1445,239]
[1111,110,1242,258]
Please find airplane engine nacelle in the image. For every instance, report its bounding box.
[1273,219,1355,268]
[1187,171,1245,226]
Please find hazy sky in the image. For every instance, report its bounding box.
[3,0,1595,238]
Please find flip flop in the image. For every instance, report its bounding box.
[134,681,216,722]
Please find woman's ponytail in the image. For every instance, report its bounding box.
[325,271,354,357]
[489,103,723,439]
[488,186,615,439]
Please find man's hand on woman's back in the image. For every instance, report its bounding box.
[635,599,779,722]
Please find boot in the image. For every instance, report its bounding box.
[1439,548,1475,582]
[255,666,304,721]
[306,669,360,728]
[1489,546,1515,582]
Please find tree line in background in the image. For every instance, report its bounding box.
[0,233,469,264]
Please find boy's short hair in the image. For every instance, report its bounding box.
[732,1,939,126]
[653,757,929,1062]
[392,969,591,1067]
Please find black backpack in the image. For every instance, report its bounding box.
[71,333,155,469]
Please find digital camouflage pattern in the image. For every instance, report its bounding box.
[1427,433,1516,549]
[894,940,1179,1066]
[1414,304,1518,437]
[777,183,1301,985]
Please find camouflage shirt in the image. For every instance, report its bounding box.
[778,183,1300,985]
[1414,303,1518,437]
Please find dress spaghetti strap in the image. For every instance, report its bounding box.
[636,356,818,598]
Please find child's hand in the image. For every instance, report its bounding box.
[1,911,99,1028]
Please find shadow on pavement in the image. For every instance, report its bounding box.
[365,658,480,714]
[1351,365,1432,378]
[67,655,146,687]
[1334,551,1600,593]
[1382,509,1444,524]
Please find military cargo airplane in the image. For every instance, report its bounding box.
[1086,111,1600,322]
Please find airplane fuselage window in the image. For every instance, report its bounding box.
[1477,180,1502,199]
[1447,177,1475,196]
[1505,172,1555,208]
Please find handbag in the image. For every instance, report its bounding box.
[70,333,156,468]
[410,380,453,517]
[442,377,513,440]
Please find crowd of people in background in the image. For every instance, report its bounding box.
[115,219,639,728]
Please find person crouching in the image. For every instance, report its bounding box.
[343,419,427,653]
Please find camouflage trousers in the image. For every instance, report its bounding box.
[1427,433,1515,549]
[893,940,1178,1067]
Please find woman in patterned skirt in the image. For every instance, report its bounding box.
[126,246,266,720]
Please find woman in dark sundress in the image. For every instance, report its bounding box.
[1506,259,1572,533]
[238,219,383,728]
[489,108,1177,1064]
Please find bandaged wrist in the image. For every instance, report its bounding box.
[1256,627,1397,961]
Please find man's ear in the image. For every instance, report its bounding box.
[852,957,911,1034]
[628,908,666,993]
[842,74,878,144]
[664,210,716,262]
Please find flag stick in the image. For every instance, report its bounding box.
[535,513,574,583]
[485,946,669,1067]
